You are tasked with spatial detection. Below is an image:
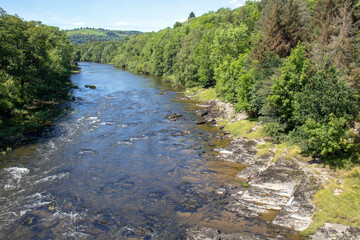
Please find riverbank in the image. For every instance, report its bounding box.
[0,81,77,155]
[183,88,360,239]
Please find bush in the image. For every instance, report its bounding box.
[262,121,287,143]
[295,116,356,161]
[293,67,358,125]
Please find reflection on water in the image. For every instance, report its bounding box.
[0,63,299,239]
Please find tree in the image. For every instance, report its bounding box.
[0,9,76,149]
[268,42,310,127]
[293,67,358,125]
[188,12,196,19]
[257,0,310,58]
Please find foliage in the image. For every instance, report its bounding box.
[294,116,357,161]
[248,51,283,116]
[0,9,76,150]
[262,121,287,143]
[268,43,311,127]
[256,0,310,58]
[293,67,358,125]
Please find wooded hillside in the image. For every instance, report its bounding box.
[77,0,360,166]
[0,8,77,150]
[66,28,141,44]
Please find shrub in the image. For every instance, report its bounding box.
[262,121,287,143]
[295,116,356,161]
[293,67,358,125]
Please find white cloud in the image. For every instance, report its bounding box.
[73,22,85,26]
[226,0,245,7]
[114,22,129,27]
[235,2,245,7]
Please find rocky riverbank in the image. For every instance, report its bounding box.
[183,94,360,240]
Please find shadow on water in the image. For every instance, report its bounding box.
[0,63,303,239]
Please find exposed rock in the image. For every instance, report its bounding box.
[226,158,302,217]
[272,174,317,231]
[214,138,257,164]
[236,153,273,180]
[195,100,248,124]
[195,106,213,117]
[165,113,184,121]
[188,145,201,150]
[312,223,360,240]
[189,95,327,237]
[215,137,317,232]
[173,143,186,146]
[186,226,270,240]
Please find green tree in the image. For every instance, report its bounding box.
[188,12,196,19]
[268,42,310,126]
[293,67,358,124]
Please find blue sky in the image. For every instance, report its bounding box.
[1,0,245,32]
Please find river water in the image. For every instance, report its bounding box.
[0,63,297,239]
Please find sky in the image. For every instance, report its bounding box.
[1,0,246,32]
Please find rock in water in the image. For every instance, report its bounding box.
[165,113,184,121]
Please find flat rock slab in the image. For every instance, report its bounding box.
[215,137,318,232]
[215,138,258,164]
[226,158,302,218]
[236,153,274,180]
[195,100,237,123]
[312,223,360,240]
[272,173,317,231]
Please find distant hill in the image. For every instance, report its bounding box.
[66,28,141,44]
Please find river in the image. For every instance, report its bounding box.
[0,63,298,239]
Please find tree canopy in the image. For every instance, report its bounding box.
[0,9,76,150]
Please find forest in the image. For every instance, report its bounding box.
[66,28,141,44]
[0,8,77,151]
[77,0,360,166]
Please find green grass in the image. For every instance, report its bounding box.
[256,142,304,162]
[185,87,217,102]
[224,120,258,138]
[302,167,360,236]
[197,88,217,101]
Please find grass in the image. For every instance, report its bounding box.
[302,166,360,236]
[197,88,217,101]
[256,142,304,162]
[224,120,259,139]
[185,87,217,102]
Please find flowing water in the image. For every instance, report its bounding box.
[0,63,298,239]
